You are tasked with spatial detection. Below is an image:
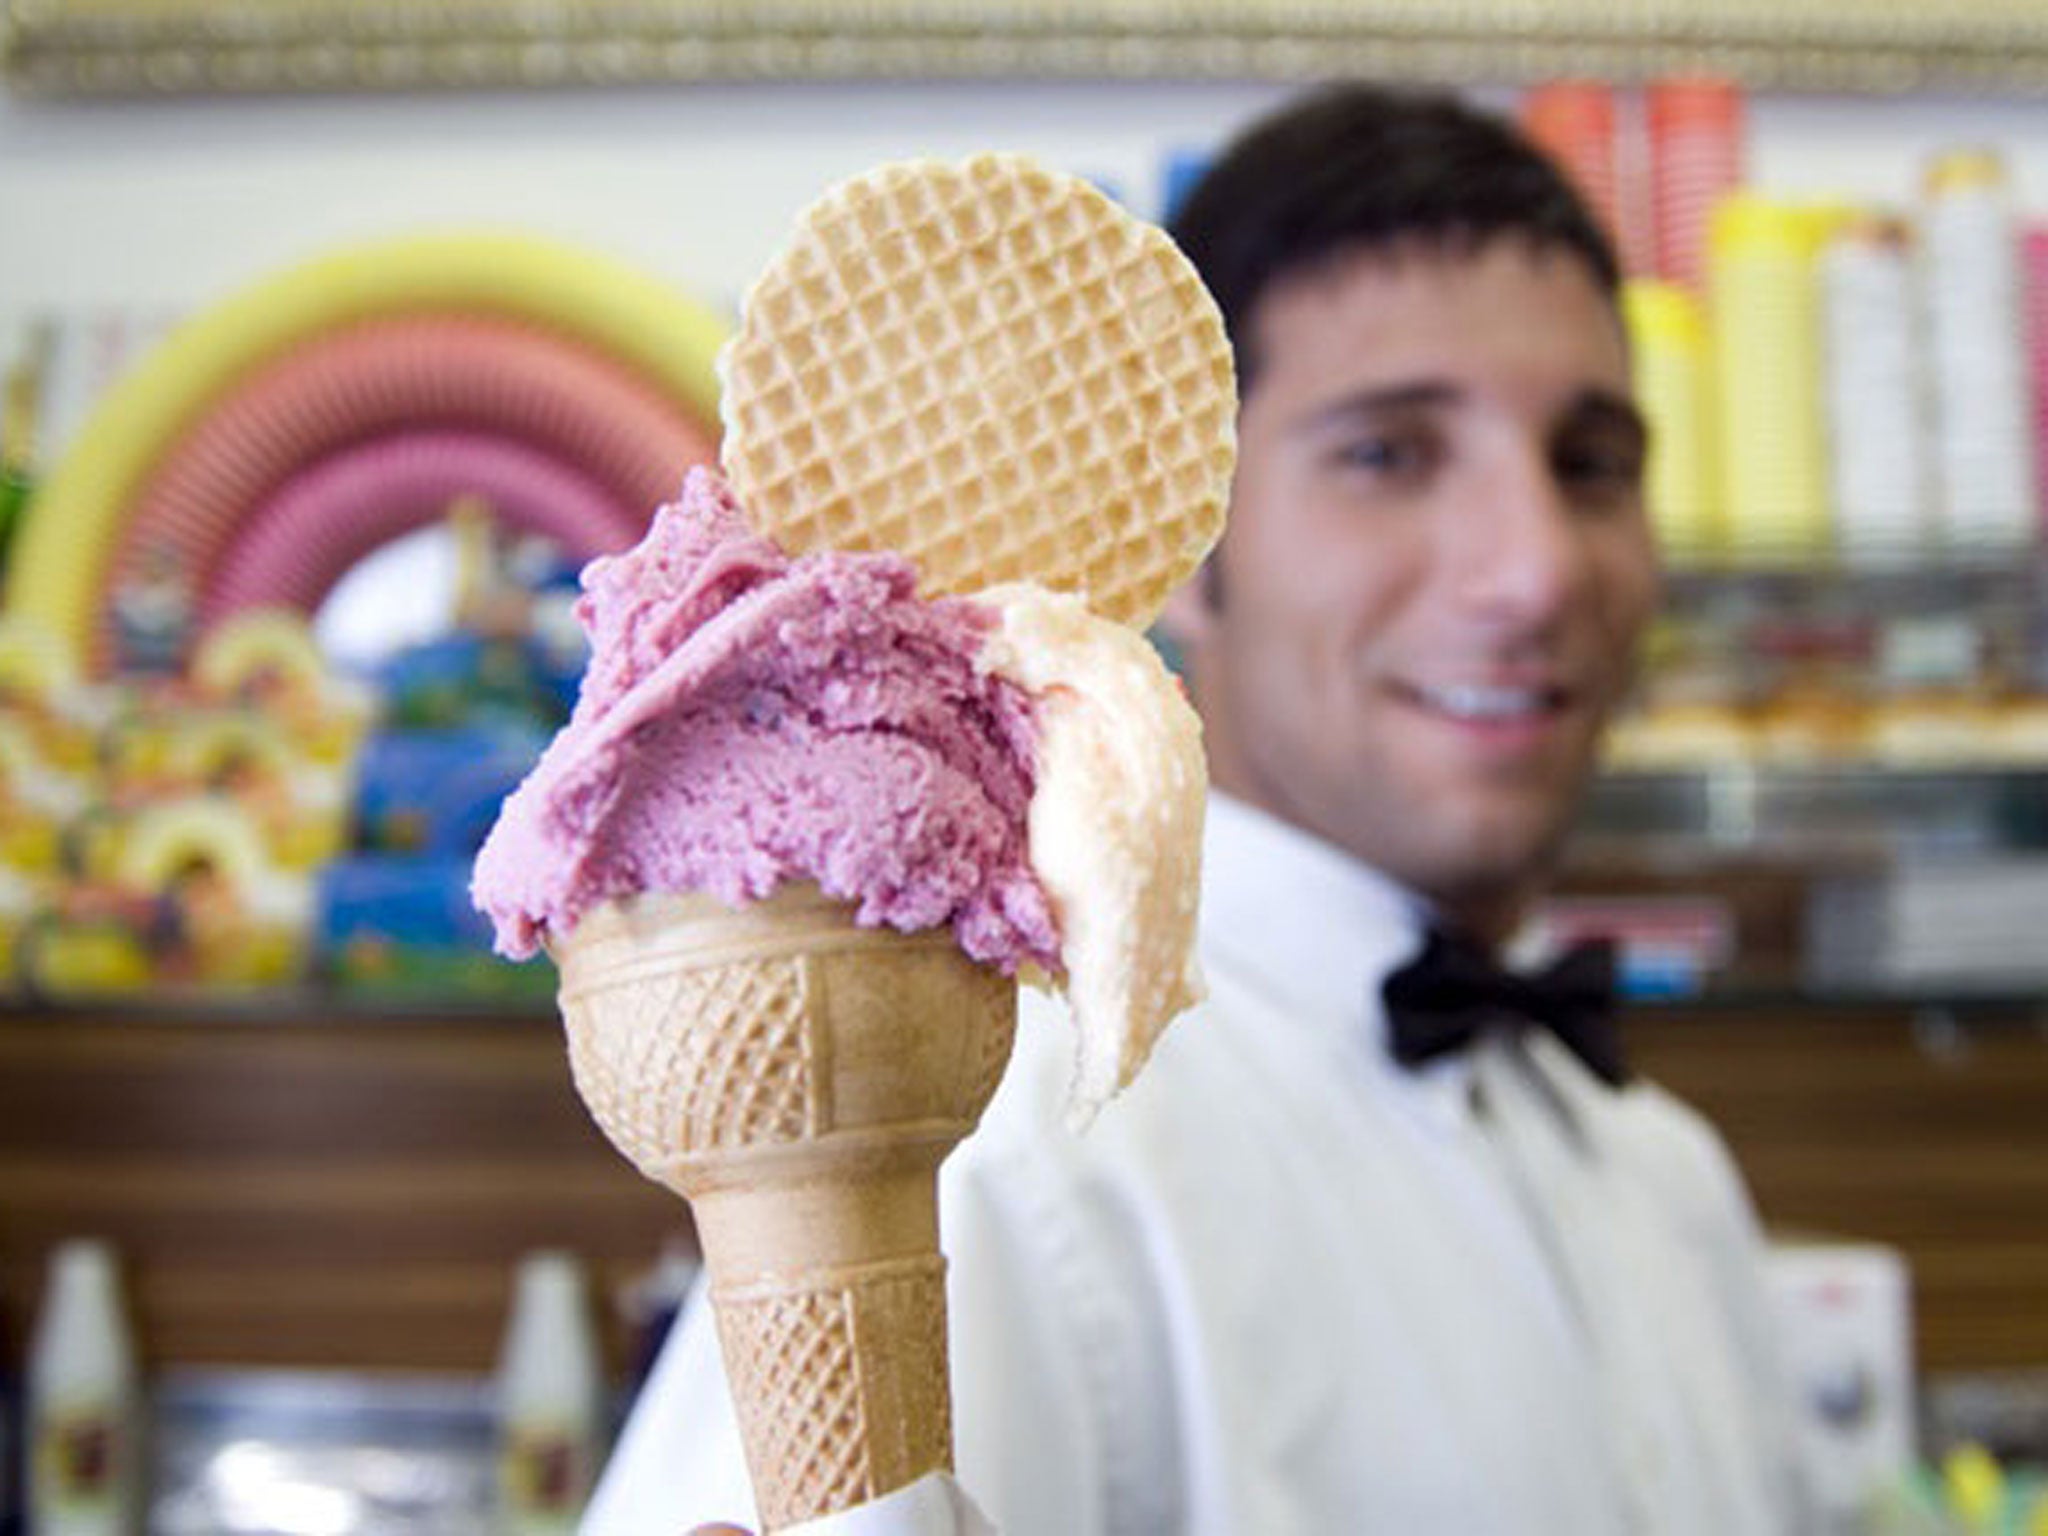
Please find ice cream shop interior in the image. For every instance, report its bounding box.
[2,3,2048,1532]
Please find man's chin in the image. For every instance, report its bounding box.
[1429,812,1573,904]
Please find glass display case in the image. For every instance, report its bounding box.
[1572,556,2048,1001]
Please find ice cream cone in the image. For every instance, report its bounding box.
[550,882,1017,1531]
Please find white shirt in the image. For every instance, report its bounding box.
[584,794,1809,1535]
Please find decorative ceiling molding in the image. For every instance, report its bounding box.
[5,1,2048,98]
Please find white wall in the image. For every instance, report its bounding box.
[5,78,2046,318]
[2,75,2045,456]
[0,80,1293,321]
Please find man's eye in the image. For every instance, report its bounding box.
[1555,438,1645,495]
[1335,433,1433,477]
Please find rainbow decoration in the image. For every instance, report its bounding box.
[2,230,728,673]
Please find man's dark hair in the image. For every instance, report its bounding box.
[1168,84,1622,391]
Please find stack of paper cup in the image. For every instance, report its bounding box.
[1650,77,1746,294]
[1821,215,1934,566]
[2023,226,2048,544]
[1711,195,1833,563]
[1522,82,1636,272]
[1921,148,2038,555]
[1623,280,1718,562]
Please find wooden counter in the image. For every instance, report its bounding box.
[1,995,2042,1377]
[0,1002,682,1375]
[1625,1000,2048,1373]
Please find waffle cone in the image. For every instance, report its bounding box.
[551,884,1017,1531]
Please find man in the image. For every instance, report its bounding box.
[591,84,1809,1535]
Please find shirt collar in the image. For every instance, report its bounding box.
[1196,793,1627,1142]
[1196,792,1480,1124]
[1198,792,1433,1028]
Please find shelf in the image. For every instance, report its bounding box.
[1582,763,2048,857]
[1631,977,2048,1020]
[0,982,558,1028]
[12,2,2048,98]
[4,965,2046,1029]
[1661,557,2048,613]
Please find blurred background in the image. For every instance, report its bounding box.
[0,3,2045,1532]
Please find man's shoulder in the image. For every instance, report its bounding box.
[1607,1070,1757,1213]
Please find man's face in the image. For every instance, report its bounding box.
[1173,238,1659,939]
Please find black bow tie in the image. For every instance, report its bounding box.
[1381,928,1629,1088]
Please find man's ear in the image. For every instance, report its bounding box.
[1158,554,1222,656]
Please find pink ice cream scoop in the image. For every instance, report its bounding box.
[472,467,1059,971]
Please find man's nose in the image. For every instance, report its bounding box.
[1447,448,1585,625]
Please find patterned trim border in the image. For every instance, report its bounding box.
[6,0,2048,98]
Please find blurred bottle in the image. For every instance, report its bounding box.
[1942,1441,2005,1533]
[1159,146,1213,226]
[2023,226,2048,544]
[0,323,51,578]
[1710,195,1836,563]
[1,1279,20,1536]
[1623,280,1719,562]
[1822,214,1936,565]
[25,1241,142,1536]
[1649,76,1746,294]
[496,1250,605,1536]
[1922,148,2038,555]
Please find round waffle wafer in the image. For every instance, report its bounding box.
[719,154,1235,630]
